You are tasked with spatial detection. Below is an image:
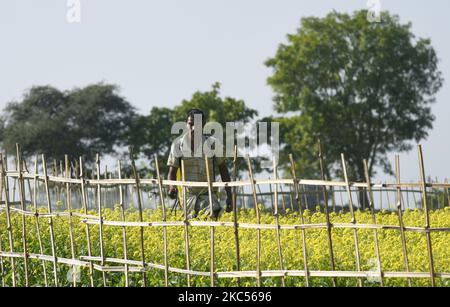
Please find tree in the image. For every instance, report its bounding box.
[66,83,137,160]
[0,83,137,164]
[265,10,443,181]
[173,82,257,125]
[128,106,174,175]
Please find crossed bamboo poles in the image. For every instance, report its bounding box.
[0,143,446,287]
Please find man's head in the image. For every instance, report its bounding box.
[186,108,205,133]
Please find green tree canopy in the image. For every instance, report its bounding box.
[128,106,174,174]
[173,82,258,124]
[0,83,137,164]
[265,10,443,180]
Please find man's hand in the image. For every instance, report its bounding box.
[168,186,178,200]
[167,166,179,200]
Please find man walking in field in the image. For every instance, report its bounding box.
[167,108,233,219]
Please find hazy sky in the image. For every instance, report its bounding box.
[0,0,449,182]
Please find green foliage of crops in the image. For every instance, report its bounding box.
[1,207,449,287]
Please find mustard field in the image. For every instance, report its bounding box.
[0,207,449,287]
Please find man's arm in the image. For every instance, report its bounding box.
[167,166,178,199]
[218,161,233,212]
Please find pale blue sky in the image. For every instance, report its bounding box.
[0,0,449,182]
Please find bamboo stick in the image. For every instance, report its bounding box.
[0,235,4,287]
[363,159,384,287]
[204,156,216,287]
[181,160,191,286]
[79,157,95,287]
[417,145,436,287]
[96,154,107,287]
[232,145,241,287]
[71,253,450,278]
[22,160,35,214]
[0,157,5,287]
[395,156,412,287]
[104,165,108,210]
[233,190,343,198]
[12,176,16,204]
[0,158,6,288]
[15,144,29,286]
[154,156,169,287]
[0,158,3,205]
[129,148,147,287]
[288,154,310,287]
[32,156,48,286]
[0,154,17,287]
[341,154,362,287]
[272,158,286,287]
[60,160,64,209]
[0,207,97,219]
[5,170,450,190]
[246,156,261,287]
[318,141,336,287]
[65,155,77,287]
[78,218,450,232]
[117,160,130,287]
[22,160,45,280]
[0,249,448,281]
[1,154,16,287]
[53,160,59,207]
[41,155,59,286]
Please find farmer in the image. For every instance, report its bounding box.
[167,108,233,219]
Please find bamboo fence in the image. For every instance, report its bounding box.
[0,144,449,287]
